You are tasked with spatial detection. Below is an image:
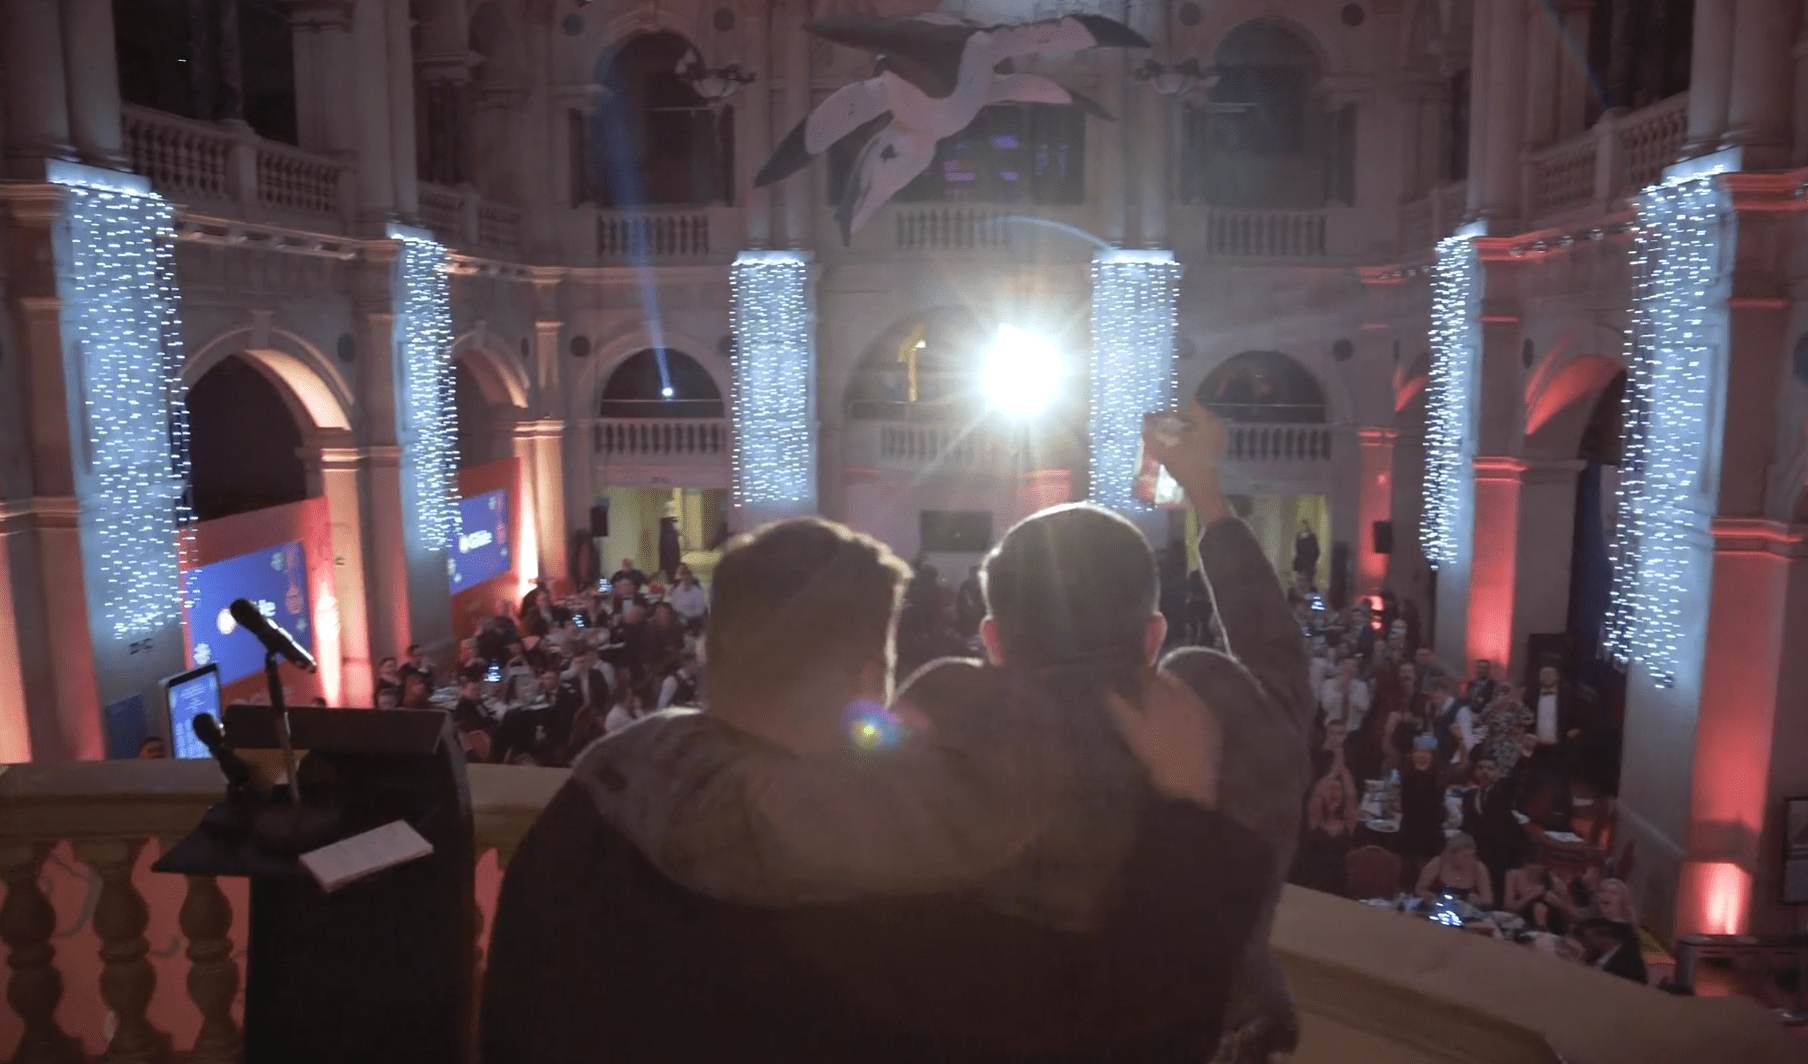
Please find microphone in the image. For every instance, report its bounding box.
[193,712,255,797]
[230,598,317,673]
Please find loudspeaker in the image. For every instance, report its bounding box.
[1372,520,1394,555]
[589,503,609,538]
[1329,542,1351,612]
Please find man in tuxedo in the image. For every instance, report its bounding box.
[1465,659,1498,710]
[1531,665,1580,769]
[1460,755,1525,899]
[565,644,612,717]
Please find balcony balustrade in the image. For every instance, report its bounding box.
[417,181,522,258]
[594,207,733,262]
[122,105,350,227]
[0,759,1798,1063]
[593,417,730,461]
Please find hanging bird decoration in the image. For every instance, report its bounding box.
[754,13,1151,245]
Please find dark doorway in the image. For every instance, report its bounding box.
[186,355,308,520]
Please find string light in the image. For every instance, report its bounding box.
[1602,170,1727,688]
[1089,249,1181,515]
[392,228,458,554]
[48,169,193,639]
[1424,234,1478,570]
[729,251,816,512]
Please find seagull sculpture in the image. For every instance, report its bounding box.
[755,13,1151,244]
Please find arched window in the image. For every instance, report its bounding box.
[600,350,725,418]
[1180,21,1346,208]
[844,308,989,421]
[1196,351,1327,423]
[827,105,1086,206]
[1586,0,1692,119]
[577,33,733,208]
[187,355,308,520]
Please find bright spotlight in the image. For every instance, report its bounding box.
[983,325,1060,416]
[661,386,674,398]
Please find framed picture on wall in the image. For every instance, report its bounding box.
[1782,797,1808,905]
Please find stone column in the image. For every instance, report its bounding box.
[300,436,376,706]
[1555,1,1595,139]
[1685,0,1739,157]
[290,1,359,157]
[1355,428,1397,597]
[1,0,74,178]
[385,0,420,219]
[1481,0,1528,225]
[1464,0,1494,217]
[523,420,568,585]
[1096,48,1128,245]
[1724,0,1798,169]
[776,0,812,248]
[738,0,773,247]
[1130,0,1169,246]
[1509,457,1586,671]
[1464,456,1525,672]
[59,0,127,167]
[1523,1,1559,150]
[519,8,555,258]
[351,0,398,224]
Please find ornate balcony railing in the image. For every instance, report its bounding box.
[596,209,712,261]
[1202,207,1328,259]
[594,418,730,460]
[416,182,522,257]
[122,105,348,225]
[1522,92,1690,226]
[0,760,1799,1063]
[1226,423,1333,463]
[894,206,1014,252]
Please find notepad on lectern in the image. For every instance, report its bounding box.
[299,820,434,893]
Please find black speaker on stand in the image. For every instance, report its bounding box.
[1372,520,1394,555]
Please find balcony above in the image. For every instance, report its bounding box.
[590,416,731,488]
[123,104,350,230]
[418,181,523,259]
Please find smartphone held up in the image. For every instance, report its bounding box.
[1134,412,1189,508]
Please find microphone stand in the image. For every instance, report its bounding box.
[266,650,304,811]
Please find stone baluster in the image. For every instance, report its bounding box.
[178,872,241,1064]
[71,838,169,1064]
[0,842,80,1064]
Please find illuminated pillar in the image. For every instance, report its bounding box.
[512,419,567,587]
[301,437,375,705]
[729,251,817,529]
[1088,249,1181,525]
[1724,0,1797,169]
[1685,0,1738,156]
[1672,521,1802,937]
[1480,0,1528,224]
[1465,457,1525,671]
[59,0,127,168]
[1425,231,1480,659]
[737,1,773,248]
[1355,428,1396,596]
[387,227,456,651]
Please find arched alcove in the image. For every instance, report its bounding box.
[186,354,309,520]
[1182,20,1345,208]
[600,349,725,418]
[1197,350,1328,423]
[455,361,495,468]
[578,32,731,207]
[113,0,296,143]
[844,307,990,421]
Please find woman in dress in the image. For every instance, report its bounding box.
[1416,831,1494,909]
[1504,856,1579,932]
[1382,661,1428,774]
[1399,741,1449,884]
[1295,754,1360,896]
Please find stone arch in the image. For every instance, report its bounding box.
[587,327,730,418]
[1196,349,1330,424]
[1524,350,1627,458]
[1198,14,1338,80]
[578,29,730,207]
[181,325,354,433]
[449,331,531,409]
[843,306,988,421]
[600,349,725,418]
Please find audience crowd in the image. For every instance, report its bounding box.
[372,558,709,768]
[1281,588,1647,982]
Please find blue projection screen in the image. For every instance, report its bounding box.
[450,489,512,594]
[183,541,313,685]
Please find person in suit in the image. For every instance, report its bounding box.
[1531,665,1581,774]
[1460,754,1527,900]
[1292,521,1320,592]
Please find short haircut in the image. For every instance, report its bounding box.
[705,518,908,733]
[981,503,1157,674]
[1428,675,1451,694]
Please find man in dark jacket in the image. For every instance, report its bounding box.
[483,518,1272,1063]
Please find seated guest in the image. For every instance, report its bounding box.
[655,652,702,710]
[520,587,568,639]
[374,686,400,711]
[666,563,709,630]
[374,656,402,697]
[138,736,167,759]
[610,556,647,592]
[400,673,432,709]
[1416,832,1494,909]
[452,679,494,762]
[1503,856,1578,933]
[1560,918,1648,983]
[399,644,432,690]
[564,644,611,717]
[643,601,687,677]
[601,666,647,735]
[485,514,1278,1061]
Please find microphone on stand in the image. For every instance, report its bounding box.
[230,599,317,673]
[193,712,257,797]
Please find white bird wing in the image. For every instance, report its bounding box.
[805,79,891,155]
[987,72,1073,106]
[836,127,939,244]
[971,14,1150,63]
